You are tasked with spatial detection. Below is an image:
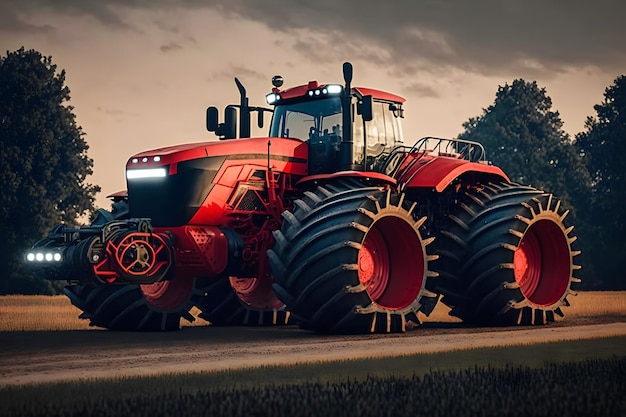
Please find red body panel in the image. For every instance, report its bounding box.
[401,155,510,192]
[353,87,405,103]
[154,225,230,279]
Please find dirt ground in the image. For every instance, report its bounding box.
[1,315,625,386]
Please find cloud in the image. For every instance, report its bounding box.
[1,0,135,30]
[205,0,626,77]
[159,42,182,53]
[207,64,268,83]
[403,82,441,99]
[2,0,625,78]
[0,3,53,33]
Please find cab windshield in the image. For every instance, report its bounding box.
[270,97,342,141]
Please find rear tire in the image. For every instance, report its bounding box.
[268,179,439,333]
[434,182,581,325]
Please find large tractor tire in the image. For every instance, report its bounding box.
[267,178,439,334]
[192,274,291,326]
[434,182,581,326]
[64,279,197,331]
[64,200,197,331]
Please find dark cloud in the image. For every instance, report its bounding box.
[2,0,625,77]
[0,3,53,33]
[160,42,182,53]
[1,0,135,29]
[207,0,626,77]
[208,64,268,83]
[212,0,626,75]
[402,82,441,99]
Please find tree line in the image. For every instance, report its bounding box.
[0,47,624,293]
[460,77,626,289]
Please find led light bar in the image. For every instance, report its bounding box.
[26,250,63,263]
[307,84,343,97]
[126,168,167,179]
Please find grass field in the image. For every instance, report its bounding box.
[1,291,625,416]
[1,291,624,331]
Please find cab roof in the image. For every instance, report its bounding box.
[276,81,406,104]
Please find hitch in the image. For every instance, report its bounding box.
[25,219,175,285]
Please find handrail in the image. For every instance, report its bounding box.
[379,137,487,178]
[409,137,487,162]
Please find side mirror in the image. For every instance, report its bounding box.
[389,103,404,118]
[206,106,237,139]
[206,107,219,132]
[357,95,373,122]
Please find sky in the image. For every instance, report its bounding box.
[1,0,625,209]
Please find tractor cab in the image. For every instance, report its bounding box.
[265,78,406,175]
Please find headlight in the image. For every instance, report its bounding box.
[265,93,281,105]
[126,168,167,179]
[326,84,342,94]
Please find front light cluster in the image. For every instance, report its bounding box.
[131,156,161,164]
[308,84,342,97]
[26,250,62,263]
[265,84,343,105]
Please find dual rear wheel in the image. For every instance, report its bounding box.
[433,182,580,325]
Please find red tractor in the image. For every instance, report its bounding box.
[26,63,580,332]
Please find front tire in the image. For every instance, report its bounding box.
[64,200,197,331]
[434,182,581,325]
[268,179,439,333]
[64,277,197,331]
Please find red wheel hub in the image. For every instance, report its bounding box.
[514,219,571,306]
[141,277,194,310]
[358,216,425,309]
[229,276,283,309]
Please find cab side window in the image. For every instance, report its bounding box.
[365,101,400,149]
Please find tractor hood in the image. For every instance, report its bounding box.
[125,136,308,177]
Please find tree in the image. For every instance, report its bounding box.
[0,47,100,294]
[575,75,626,289]
[458,79,596,286]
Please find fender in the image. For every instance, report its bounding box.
[106,190,128,201]
[403,157,510,192]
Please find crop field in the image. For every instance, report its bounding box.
[0,339,625,417]
[0,291,625,416]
